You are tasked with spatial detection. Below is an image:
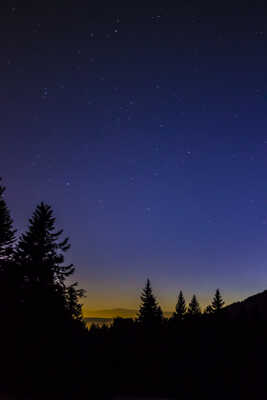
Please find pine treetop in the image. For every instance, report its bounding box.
[211,288,224,313]
[15,202,84,321]
[187,294,201,316]
[16,202,74,287]
[138,278,162,325]
[173,290,187,320]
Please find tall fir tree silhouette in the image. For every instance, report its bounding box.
[0,179,19,380]
[137,279,162,327]
[0,178,19,327]
[173,290,187,320]
[0,178,16,264]
[187,294,201,317]
[211,289,224,313]
[15,202,83,322]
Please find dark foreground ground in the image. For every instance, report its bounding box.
[113,398,174,400]
[3,316,267,399]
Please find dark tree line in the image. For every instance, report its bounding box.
[136,279,225,327]
[1,177,267,399]
[89,280,267,398]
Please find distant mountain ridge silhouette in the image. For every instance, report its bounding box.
[85,308,173,319]
[85,308,137,318]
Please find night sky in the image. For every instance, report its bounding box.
[2,4,267,313]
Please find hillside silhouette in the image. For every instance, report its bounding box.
[85,308,138,318]
[223,290,267,321]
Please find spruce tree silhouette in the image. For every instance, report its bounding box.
[211,289,224,313]
[187,294,201,317]
[137,278,162,327]
[173,290,186,320]
[0,178,18,386]
[0,178,20,336]
[10,203,87,396]
[65,282,85,321]
[15,202,84,324]
[0,178,16,263]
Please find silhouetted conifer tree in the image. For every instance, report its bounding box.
[137,279,162,327]
[65,282,85,320]
[187,294,201,317]
[0,178,16,264]
[0,179,19,384]
[173,290,186,320]
[211,289,224,313]
[15,202,83,323]
[0,179,19,326]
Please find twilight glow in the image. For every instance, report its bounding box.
[2,5,267,314]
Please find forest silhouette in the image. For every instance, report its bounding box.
[1,177,267,399]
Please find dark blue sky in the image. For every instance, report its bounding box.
[1,4,267,311]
